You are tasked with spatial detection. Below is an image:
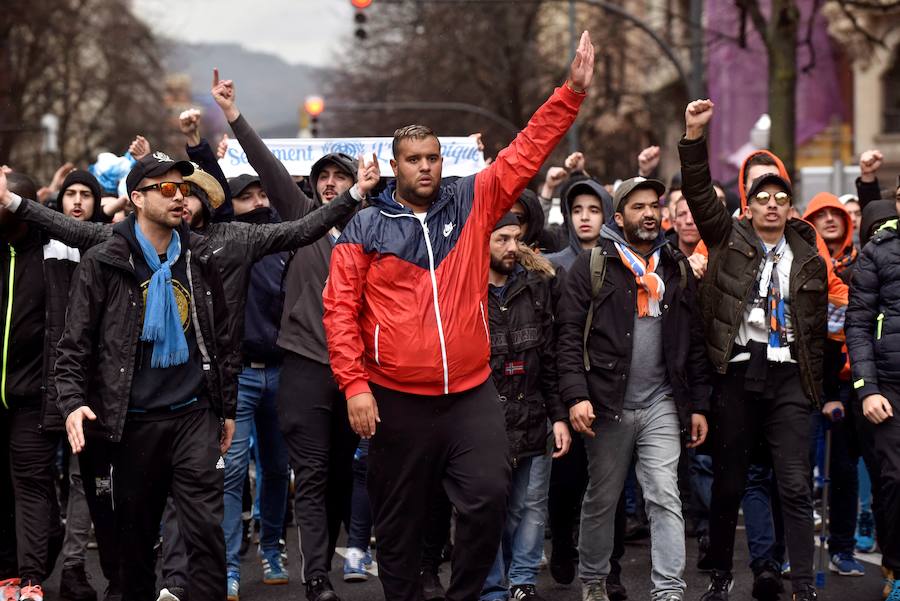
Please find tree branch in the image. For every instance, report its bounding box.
[801,0,822,73]
[737,0,772,49]
[838,1,889,48]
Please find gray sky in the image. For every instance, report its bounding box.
[132,0,353,67]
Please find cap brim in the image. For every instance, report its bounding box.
[747,173,792,199]
[185,170,225,209]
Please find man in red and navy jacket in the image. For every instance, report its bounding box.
[323,32,595,601]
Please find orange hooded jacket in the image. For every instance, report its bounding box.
[691,150,849,313]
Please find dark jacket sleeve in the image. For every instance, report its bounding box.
[16,197,112,250]
[541,274,566,423]
[228,113,316,221]
[856,176,882,211]
[246,190,360,262]
[685,270,712,414]
[556,250,593,407]
[54,254,105,419]
[678,136,734,249]
[846,244,882,401]
[186,138,234,222]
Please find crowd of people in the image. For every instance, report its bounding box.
[0,28,897,601]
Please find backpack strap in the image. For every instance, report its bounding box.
[583,247,607,371]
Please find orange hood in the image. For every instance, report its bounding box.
[738,150,791,213]
[802,192,855,260]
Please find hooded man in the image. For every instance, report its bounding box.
[557,176,709,601]
[802,193,867,577]
[680,100,826,601]
[209,71,369,601]
[508,189,549,250]
[544,178,614,271]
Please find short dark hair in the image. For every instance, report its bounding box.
[744,153,778,186]
[392,125,440,158]
[6,172,38,202]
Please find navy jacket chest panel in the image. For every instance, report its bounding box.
[365,177,477,271]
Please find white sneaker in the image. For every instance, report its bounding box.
[343,547,369,582]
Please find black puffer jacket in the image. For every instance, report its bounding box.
[54,218,236,441]
[488,248,566,464]
[679,136,828,405]
[556,227,711,434]
[846,220,900,401]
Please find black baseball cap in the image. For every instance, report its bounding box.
[613,177,666,213]
[746,173,792,201]
[228,174,262,198]
[125,152,194,195]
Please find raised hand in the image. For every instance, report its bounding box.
[564,151,586,174]
[356,153,381,197]
[216,133,230,160]
[49,162,76,192]
[541,166,568,199]
[179,109,202,146]
[685,99,714,140]
[128,135,151,160]
[859,149,884,183]
[568,31,595,92]
[212,68,240,122]
[637,145,661,177]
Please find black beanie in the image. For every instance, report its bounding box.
[57,170,104,221]
[493,212,520,232]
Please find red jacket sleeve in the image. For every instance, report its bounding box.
[323,242,374,399]
[474,85,585,228]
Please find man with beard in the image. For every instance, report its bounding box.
[556,177,709,601]
[479,213,571,601]
[323,31,594,601]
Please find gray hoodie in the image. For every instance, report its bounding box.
[545,178,614,271]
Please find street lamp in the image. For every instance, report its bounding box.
[305,96,325,137]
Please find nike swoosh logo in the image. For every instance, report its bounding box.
[213,246,224,254]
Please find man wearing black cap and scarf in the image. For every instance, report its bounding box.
[679,100,827,601]
[48,154,235,601]
[556,176,709,601]
[210,72,369,601]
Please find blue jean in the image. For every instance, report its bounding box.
[481,453,552,600]
[222,366,290,577]
[689,451,713,535]
[742,464,785,565]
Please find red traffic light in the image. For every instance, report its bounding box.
[304,96,325,117]
[351,0,372,8]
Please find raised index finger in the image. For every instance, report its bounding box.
[213,68,220,87]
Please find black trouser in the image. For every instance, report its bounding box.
[277,353,358,583]
[708,362,815,592]
[0,418,16,580]
[79,439,119,589]
[7,406,63,585]
[851,388,885,551]
[873,383,900,571]
[421,491,453,573]
[111,408,225,601]
[548,435,587,560]
[368,379,510,601]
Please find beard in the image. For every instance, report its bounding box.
[626,218,659,243]
[490,254,517,275]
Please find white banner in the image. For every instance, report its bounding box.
[218,137,486,179]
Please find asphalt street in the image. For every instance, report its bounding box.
[44,526,885,601]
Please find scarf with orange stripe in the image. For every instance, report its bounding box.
[613,242,665,317]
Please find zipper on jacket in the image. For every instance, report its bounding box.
[877,313,884,340]
[374,324,381,366]
[479,302,490,344]
[419,220,450,394]
[1,245,14,409]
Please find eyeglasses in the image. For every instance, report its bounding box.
[752,191,791,206]
[136,182,191,198]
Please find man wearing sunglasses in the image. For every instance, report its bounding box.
[678,100,828,601]
[47,154,236,601]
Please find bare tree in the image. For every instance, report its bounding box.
[0,0,170,181]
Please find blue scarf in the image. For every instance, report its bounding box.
[133,223,189,368]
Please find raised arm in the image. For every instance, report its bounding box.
[857,149,884,210]
[474,31,594,226]
[678,100,733,249]
[212,69,315,221]
[0,172,111,249]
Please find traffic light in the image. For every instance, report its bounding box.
[351,0,372,40]
[305,96,325,138]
